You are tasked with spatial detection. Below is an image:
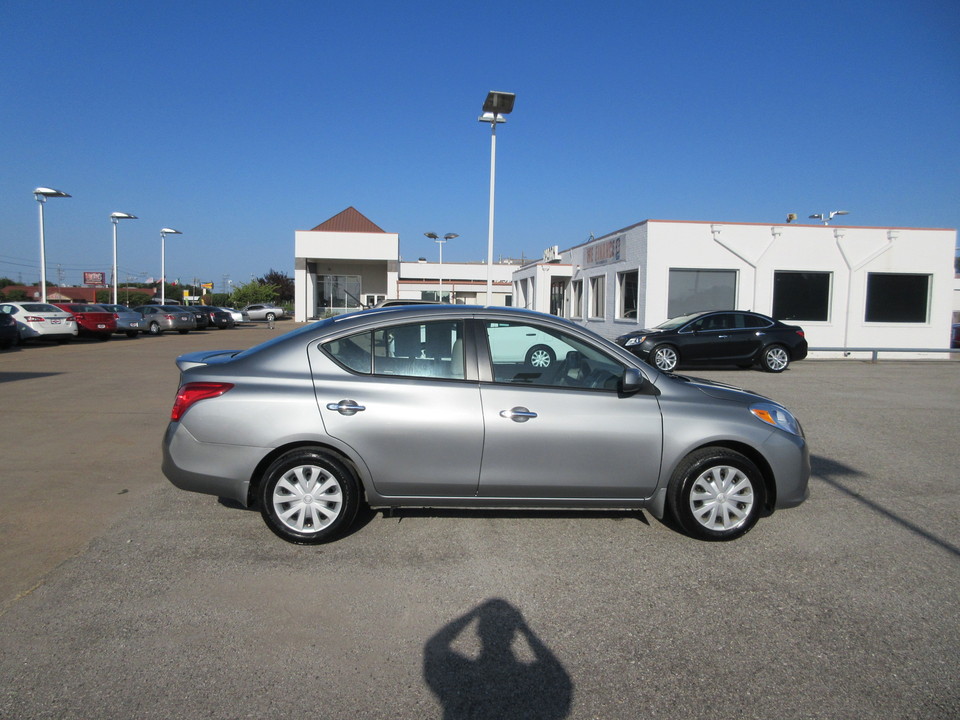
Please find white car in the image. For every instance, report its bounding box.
[0,301,78,343]
[218,307,250,324]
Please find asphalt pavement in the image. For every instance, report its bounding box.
[1,326,957,719]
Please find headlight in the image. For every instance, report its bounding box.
[624,335,646,347]
[750,402,802,436]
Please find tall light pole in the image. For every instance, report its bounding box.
[809,210,849,225]
[160,228,182,304]
[478,91,515,306]
[110,212,137,304]
[425,232,458,301]
[33,188,71,303]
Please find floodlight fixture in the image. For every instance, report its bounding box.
[478,90,516,305]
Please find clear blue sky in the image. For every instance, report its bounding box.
[2,0,958,291]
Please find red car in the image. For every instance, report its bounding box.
[53,303,117,341]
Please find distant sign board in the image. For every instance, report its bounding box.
[84,271,106,286]
[583,235,623,268]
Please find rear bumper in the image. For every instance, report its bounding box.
[162,423,263,506]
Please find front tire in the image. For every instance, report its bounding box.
[760,344,789,373]
[667,447,765,541]
[651,344,679,372]
[148,322,163,336]
[259,450,360,544]
[265,312,276,322]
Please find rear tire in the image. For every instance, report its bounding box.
[667,447,765,541]
[259,450,360,544]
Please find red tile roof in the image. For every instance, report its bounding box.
[310,207,386,233]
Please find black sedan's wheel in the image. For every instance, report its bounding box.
[148,322,163,336]
[525,344,556,368]
[259,450,360,544]
[651,344,679,372]
[760,344,790,373]
[667,447,765,541]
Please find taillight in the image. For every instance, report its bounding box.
[170,382,234,421]
[164,314,175,320]
[24,315,45,322]
[113,313,119,319]
[796,330,805,337]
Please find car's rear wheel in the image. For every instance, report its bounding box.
[525,344,555,368]
[259,450,360,544]
[668,447,765,541]
[651,344,679,372]
[148,322,162,336]
[760,344,789,373]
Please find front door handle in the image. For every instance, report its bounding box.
[327,399,366,416]
[500,406,538,423]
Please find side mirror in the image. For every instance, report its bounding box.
[621,367,646,393]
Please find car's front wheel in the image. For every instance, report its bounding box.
[148,322,162,336]
[667,447,765,541]
[651,344,679,372]
[259,449,360,544]
[760,344,789,373]
[265,312,276,322]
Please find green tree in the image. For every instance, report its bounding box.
[258,269,294,303]
[229,280,278,307]
[0,277,16,288]
[2,288,29,301]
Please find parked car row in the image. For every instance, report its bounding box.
[0,301,261,347]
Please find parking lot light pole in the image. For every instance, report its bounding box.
[33,188,71,303]
[110,212,137,304]
[425,232,459,301]
[160,228,182,305]
[479,91,515,306]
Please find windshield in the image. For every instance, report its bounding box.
[655,313,702,331]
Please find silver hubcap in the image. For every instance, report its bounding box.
[689,465,754,531]
[765,347,788,371]
[654,348,677,371]
[529,349,551,368]
[272,465,343,534]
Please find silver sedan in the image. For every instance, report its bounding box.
[162,306,809,544]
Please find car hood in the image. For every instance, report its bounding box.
[176,349,243,371]
[673,373,772,405]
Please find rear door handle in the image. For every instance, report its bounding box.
[500,406,538,423]
[327,399,366,416]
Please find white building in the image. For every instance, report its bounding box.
[294,207,515,321]
[512,219,957,357]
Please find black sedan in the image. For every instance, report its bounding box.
[615,310,808,373]
[0,311,18,349]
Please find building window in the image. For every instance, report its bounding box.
[865,273,930,323]
[550,280,566,317]
[590,276,605,318]
[667,269,737,317]
[569,280,583,318]
[772,271,831,321]
[618,270,639,319]
[317,274,361,315]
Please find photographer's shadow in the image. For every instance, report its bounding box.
[424,598,573,719]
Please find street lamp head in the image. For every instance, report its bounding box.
[444,233,459,241]
[482,91,516,115]
[33,187,71,200]
[161,227,182,235]
[425,232,439,240]
[831,210,849,218]
[111,212,137,221]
